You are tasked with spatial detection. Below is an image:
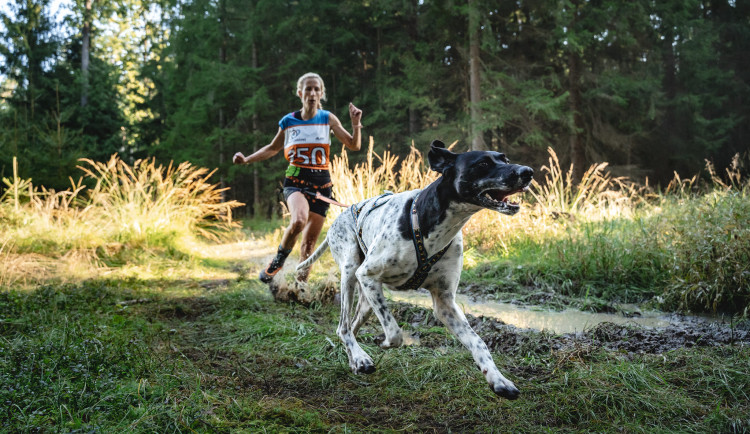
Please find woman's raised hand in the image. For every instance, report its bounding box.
[349,102,363,126]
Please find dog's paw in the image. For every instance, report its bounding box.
[351,358,376,375]
[489,380,520,400]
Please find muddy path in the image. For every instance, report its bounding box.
[218,240,749,355]
[389,302,750,355]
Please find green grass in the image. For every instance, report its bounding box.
[2,277,749,432]
[1,150,749,430]
[4,149,749,315]
[462,186,750,315]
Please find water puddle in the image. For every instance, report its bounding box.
[387,290,680,334]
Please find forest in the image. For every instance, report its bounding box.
[2,0,748,216]
[2,1,750,431]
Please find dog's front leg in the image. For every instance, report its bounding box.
[356,265,403,349]
[431,290,520,400]
[338,270,376,374]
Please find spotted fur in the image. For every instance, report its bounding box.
[297,140,533,399]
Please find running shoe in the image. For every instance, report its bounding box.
[259,247,291,283]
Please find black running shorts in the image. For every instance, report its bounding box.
[282,167,333,217]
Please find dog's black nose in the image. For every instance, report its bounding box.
[518,166,534,181]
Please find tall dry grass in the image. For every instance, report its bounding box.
[0,155,242,284]
[77,156,241,242]
[657,155,750,314]
[328,137,446,221]
[331,143,644,250]
[331,142,749,314]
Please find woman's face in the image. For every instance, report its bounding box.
[299,78,322,109]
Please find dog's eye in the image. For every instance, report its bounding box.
[477,161,489,169]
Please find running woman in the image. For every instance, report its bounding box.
[233,72,363,284]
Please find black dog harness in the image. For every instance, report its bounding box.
[351,191,452,290]
[350,192,394,255]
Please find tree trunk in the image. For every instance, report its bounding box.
[218,0,227,201]
[659,33,677,178]
[568,0,585,181]
[468,0,486,151]
[568,50,585,181]
[252,41,261,217]
[409,107,418,138]
[81,0,92,107]
[408,1,419,139]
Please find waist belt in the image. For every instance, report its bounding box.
[286,176,348,207]
[285,176,333,190]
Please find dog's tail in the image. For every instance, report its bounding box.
[296,236,329,272]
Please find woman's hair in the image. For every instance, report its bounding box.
[296,72,326,109]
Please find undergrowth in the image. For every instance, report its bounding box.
[0,141,748,430]
[1,280,748,432]
[1,145,748,316]
[332,145,750,315]
[0,155,243,284]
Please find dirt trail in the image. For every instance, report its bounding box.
[211,240,750,354]
[391,303,750,355]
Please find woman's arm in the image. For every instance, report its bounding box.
[233,128,285,164]
[330,102,363,151]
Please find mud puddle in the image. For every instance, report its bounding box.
[388,289,688,334]
[386,289,750,354]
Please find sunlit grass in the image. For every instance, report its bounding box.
[1,144,747,315]
[0,155,243,286]
[0,148,748,431]
[332,143,749,315]
[328,137,443,221]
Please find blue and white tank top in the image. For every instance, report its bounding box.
[279,110,331,170]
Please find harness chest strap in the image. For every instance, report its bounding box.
[352,191,452,290]
[351,192,394,255]
[396,192,452,290]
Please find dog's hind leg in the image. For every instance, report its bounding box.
[356,267,403,348]
[350,291,372,335]
[430,289,520,400]
[337,266,376,374]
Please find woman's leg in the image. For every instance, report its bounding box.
[260,191,310,283]
[296,211,326,282]
[280,191,310,249]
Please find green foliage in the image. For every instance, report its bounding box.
[2,280,748,431]
[2,0,749,212]
[0,0,125,190]
[460,150,750,315]
[659,189,750,315]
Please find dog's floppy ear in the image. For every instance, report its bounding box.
[428,140,457,173]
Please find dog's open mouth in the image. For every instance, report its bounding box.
[478,186,529,212]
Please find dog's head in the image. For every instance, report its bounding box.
[428,140,533,215]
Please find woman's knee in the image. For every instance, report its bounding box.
[286,192,310,234]
[288,216,307,234]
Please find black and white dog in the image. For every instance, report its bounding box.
[297,141,533,399]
